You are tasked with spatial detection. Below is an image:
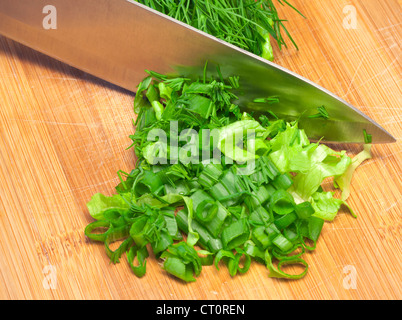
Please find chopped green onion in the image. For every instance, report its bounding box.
[163,257,196,282]
[274,211,297,230]
[363,129,373,144]
[221,218,250,250]
[265,250,309,280]
[265,222,281,240]
[244,241,266,263]
[207,238,223,253]
[127,245,149,277]
[161,242,202,282]
[295,201,315,219]
[251,226,272,249]
[272,234,294,252]
[308,106,330,120]
[176,209,220,252]
[249,206,272,226]
[245,184,275,210]
[104,228,132,263]
[234,249,251,274]
[151,229,173,255]
[308,216,325,242]
[214,249,235,271]
[269,189,295,215]
[272,173,294,190]
[204,202,230,238]
[198,164,223,188]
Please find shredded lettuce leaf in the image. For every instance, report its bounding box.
[335,144,372,201]
[86,193,131,220]
[311,191,355,221]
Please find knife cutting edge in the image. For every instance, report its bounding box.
[0,0,396,144]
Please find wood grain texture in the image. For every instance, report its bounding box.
[0,0,400,300]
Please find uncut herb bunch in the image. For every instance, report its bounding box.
[135,0,304,61]
[84,65,372,282]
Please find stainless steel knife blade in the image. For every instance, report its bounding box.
[0,0,396,143]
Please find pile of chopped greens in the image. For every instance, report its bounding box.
[135,0,304,61]
[84,64,372,282]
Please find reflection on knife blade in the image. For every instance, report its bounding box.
[0,0,396,143]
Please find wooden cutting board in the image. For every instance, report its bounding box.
[0,0,400,300]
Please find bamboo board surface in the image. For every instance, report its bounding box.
[0,0,401,300]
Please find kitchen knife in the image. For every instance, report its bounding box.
[0,0,396,143]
